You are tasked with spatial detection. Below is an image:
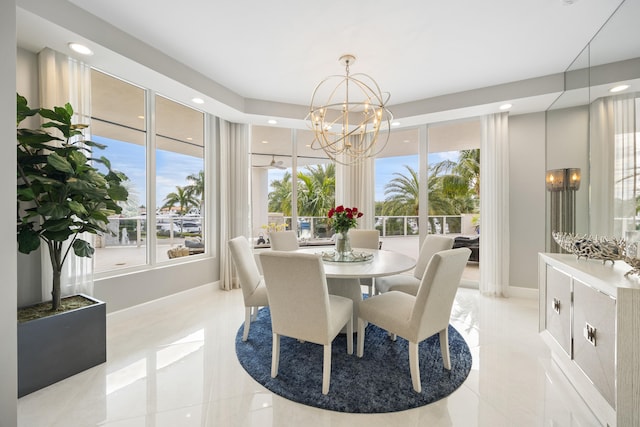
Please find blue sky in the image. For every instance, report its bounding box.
[94,136,203,211]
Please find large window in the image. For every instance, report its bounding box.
[250,127,333,245]
[91,70,147,272]
[155,95,204,262]
[91,70,206,273]
[374,128,420,238]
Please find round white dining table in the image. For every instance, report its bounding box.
[296,248,416,329]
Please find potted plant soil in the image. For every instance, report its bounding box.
[16,94,128,397]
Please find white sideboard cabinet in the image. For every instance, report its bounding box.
[539,253,640,427]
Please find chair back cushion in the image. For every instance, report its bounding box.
[228,237,262,300]
[348,229,380,249]
[413,235,454,280]
[410,248,471,341]
[259,251,331,343]
[269,231,299,251]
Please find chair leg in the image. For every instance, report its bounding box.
[390,333,397,341]
[439,328,451,370]
[322,344,332,394]
[242,307,252,341]
[271,333,280,378]
[409,341,421,392]
[346,317,353,355]
[251,306,258,321]
[357,318,366,357]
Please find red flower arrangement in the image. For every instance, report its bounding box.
[327,205,364,233]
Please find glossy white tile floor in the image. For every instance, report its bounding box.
[18,286,601,427]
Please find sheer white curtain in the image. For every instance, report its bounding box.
[38,47,93,300]
[479,112,509,296]
[612,95,637,237]
[590,97,615,236]
[590,94,637,237]
[219,119,251,290]
[335,136,376,229]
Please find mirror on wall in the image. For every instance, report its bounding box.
[545,0,640,251]
[588,0,640,241]
[545,46,590,252]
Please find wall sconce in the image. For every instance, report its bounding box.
[546,168,581,252]
[546,168,580,191]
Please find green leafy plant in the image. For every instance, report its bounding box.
[16,94,129,311]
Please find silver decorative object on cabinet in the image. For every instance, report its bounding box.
[551,231,624,264]
[551,231,640,277]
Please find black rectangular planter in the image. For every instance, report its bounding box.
[18,294,106,398]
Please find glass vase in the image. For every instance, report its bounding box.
[335,231,352,260]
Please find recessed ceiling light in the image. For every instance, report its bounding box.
[137,115,144,119]
[499,103,512,110]
[261,140,269,144]
[305,144,311,148]
[392,121,401,127]
[403,140,411,143]
[268,119,278,125]
[192,97,204,104]
[186,137,193,141]
[68,42,93,56]
[610,84,630,93]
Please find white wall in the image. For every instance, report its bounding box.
[509,112,547,289]
[2,1,18,424]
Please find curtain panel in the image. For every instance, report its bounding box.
[479,112,509,296]
[219,119,251,290]
[590,94,637,237]
[38,47,93,300]
[335,139,376,230]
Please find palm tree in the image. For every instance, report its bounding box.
[454,149,480,197]
[428,162,476,214]
[383,165,419,216]
[382,152,480,233]
[268,171,293,215]
[162,186,199,215]
[297,163,335,216]
[185,170,205,210]
[429,149,479,213]
[268,164,336,217]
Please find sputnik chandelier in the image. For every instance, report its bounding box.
[308,54,393,165]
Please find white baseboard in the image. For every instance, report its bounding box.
[107,281,220,323]
[460,279,479,289]
[461,279,538,299]
[507,285,538,299]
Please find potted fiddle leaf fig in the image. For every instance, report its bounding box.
[16,93,129,396]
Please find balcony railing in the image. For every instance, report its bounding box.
[96,215,203,248]
[278,214,473,239]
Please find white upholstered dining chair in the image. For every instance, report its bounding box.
[269,230,299,251]
[375,234,454,296]
[357,247,470,392]
[228,236,270,342]
[259,251,353,395]
[347,229,381,296]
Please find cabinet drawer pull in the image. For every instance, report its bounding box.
[584,322,597,346]
[552,297,561,314]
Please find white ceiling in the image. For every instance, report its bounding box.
[64,0,623,107]
[18,0,632,116]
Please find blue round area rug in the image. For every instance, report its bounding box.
[235,308,472,413]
